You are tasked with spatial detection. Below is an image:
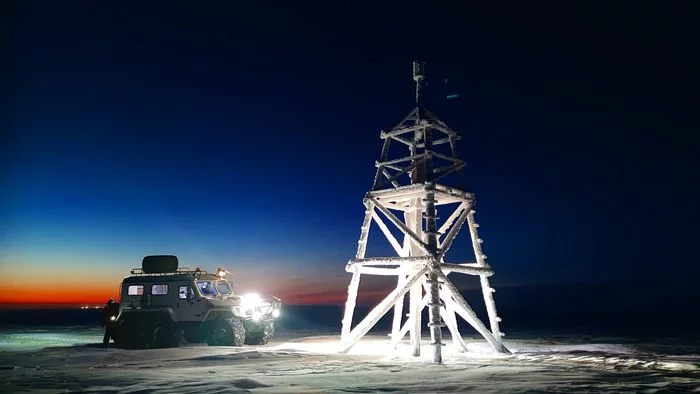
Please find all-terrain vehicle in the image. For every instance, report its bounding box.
[111,255,281,349]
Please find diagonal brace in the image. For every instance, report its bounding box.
[437,205,471,260]
[339,264,430,354]
[371,211,404,256]
[369,196,432,256]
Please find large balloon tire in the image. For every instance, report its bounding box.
[207,318,245,347]
[184,327,202,344]
[113,319,147,350]
[151,322,180,348]
[244,322,275,345]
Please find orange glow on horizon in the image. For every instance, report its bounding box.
[0,264,397,307]
[0,281,120,305]
[0,278,391,307]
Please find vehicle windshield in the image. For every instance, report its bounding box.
[196,280,233,297]
[196,281,218,297]
[215,281,233,295]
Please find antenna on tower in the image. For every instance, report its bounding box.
[413,60,426,119]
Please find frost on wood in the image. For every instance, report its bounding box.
[340,60,510,364]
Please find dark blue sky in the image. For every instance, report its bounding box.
[2,1,698,303]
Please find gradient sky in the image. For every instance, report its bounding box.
[2,2,698,306]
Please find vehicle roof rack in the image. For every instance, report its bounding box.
[128,267,211,276]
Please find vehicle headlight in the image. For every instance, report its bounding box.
[272,309,280,318]
[110,316,116,321]
[240,293,262,309]
[252,311,262,322]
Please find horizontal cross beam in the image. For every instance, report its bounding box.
[347,256,430,269]
[376,153,426,168]
[416,135,460,149]
[391,135,413,146]
[441,263,493,276]
[381,124,426,139]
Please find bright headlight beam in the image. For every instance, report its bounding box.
[240,293,262,309]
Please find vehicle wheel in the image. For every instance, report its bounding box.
[207,317,245,347]
[152,322,180,348]
[244,322,275,345]
[184,327,202,343]
[114,319,147,349]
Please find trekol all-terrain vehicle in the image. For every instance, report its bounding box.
[111,255,281,349]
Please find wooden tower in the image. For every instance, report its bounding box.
[339,61,510,364]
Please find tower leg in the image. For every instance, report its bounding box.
[424,182,444,364]
[424,280,467,354]
[391,275,407,348]
[427,268,444,363]
[405,196,424,358]
[438,270,510,354]
[466,212,504,345]
[342,202,374,341]
[341,269,362,341]
[409,278,422,356]
[391,292,429,348]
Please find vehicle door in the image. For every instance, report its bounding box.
[176,283,205,321]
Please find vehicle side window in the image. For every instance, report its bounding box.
[128,285,144,296]
[179,286,194,299]
[152,284,168,295]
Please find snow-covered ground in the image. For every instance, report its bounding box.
[1,326,698,393]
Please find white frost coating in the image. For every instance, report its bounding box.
[391,275,407,346]
[381,168,401,188]
[442,305,469,353]
[439,263,493,276]
[380,124,426,139]
[437,205,471,260]
[341,268,362,341]
[370,196,432,256]
[358,267,404,276]
[355,202,374,259]
[467,212,504,342]
[410,281,422,357]
[390,292,430,348]
[371,210,407,257]
[438,270,510,354]
[339,265,430,354]
[341,61,510,363]
[438,201,468,237]
[347,256,429,268]
[377,153,426,167]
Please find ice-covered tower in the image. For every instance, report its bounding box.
[339,61,510,364]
